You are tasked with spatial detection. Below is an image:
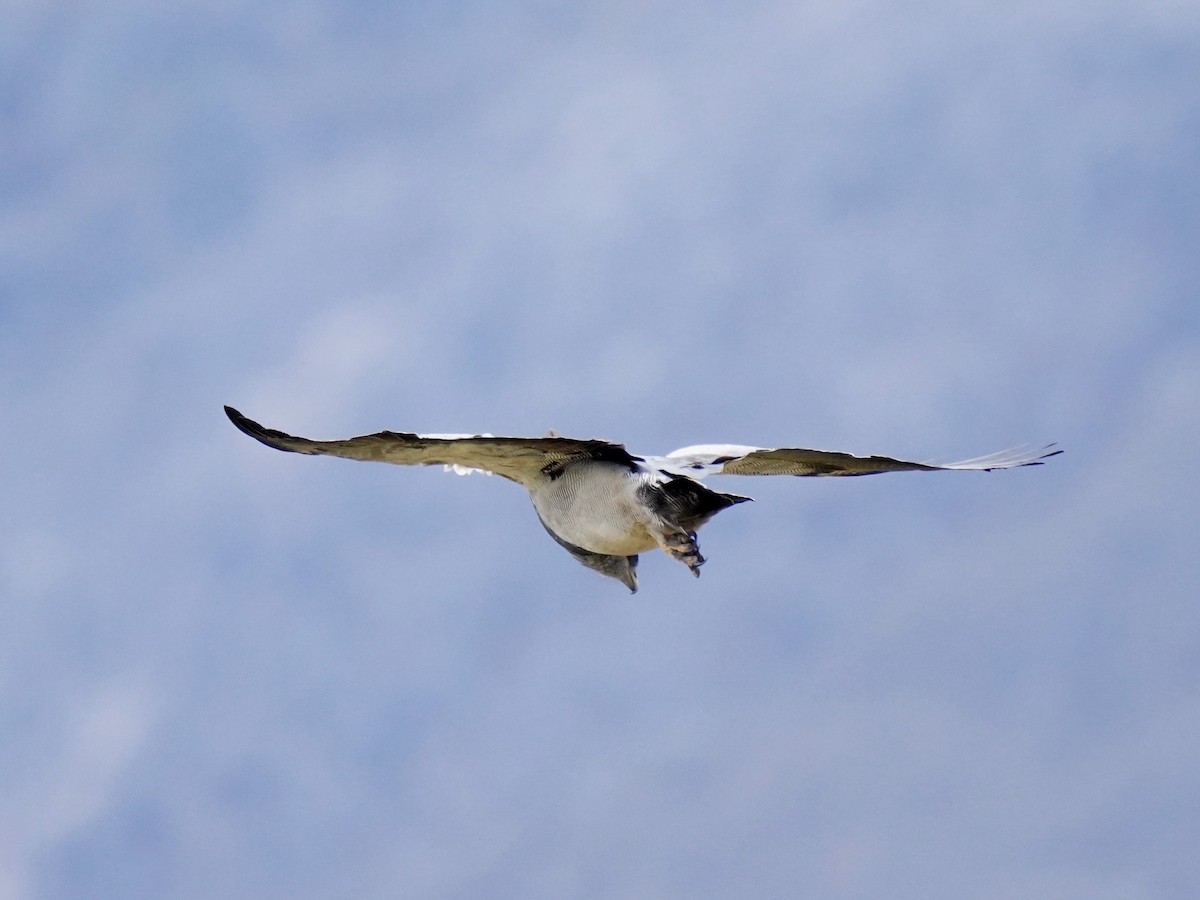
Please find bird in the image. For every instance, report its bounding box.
[224,406,1061,593]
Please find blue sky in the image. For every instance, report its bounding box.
[3,2,1199,898]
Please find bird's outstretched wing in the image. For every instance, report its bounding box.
[653,443,1062,479]
[224,406,638,486]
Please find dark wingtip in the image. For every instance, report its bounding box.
[223,405,304,453]
[984,444,1064,470]
[1024,445,1064,467]
[224,405,260,437]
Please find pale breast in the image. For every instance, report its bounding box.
[527,461,658,555]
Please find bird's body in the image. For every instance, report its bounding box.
[531,461,651,555]
[224,406,1060,592]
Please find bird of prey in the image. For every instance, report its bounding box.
[225,406,1060,592]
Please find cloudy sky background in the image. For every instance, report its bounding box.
[3,1,1199,897]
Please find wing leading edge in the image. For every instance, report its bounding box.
[224,406,638,485]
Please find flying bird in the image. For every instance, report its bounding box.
[225,406,1060,592]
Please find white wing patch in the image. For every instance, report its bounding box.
[418,433,497,476]
[923,445,1061,471]
[644,444,763,479]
